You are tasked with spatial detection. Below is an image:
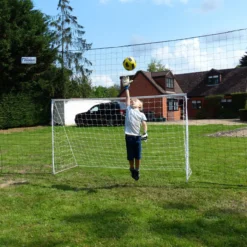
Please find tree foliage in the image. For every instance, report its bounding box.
[0,0,59,126]
[147,59,169,72]
[88,84,120,98]
[0,0,57,94]
[0,0,119,128]
[50,0,92,77]
[239,52,247,67]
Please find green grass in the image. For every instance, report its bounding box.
[1,170,247,247]
[0,124,247,246]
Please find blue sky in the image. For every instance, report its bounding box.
[32,0,247,87]
[32,0,247,48]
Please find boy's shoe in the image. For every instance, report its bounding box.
[134,170,140,181]
[130,169,136,179]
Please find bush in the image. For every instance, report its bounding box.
[218,108,239,119]
[0,93,41,129]
[239,109,247,121]
[198,93,247,119]
[231,93,247,113]
[195,109,207,119]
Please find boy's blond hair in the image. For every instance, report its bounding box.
[131,98,143,111]
[138,99,143,111]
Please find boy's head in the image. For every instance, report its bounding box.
[130,98,143,111]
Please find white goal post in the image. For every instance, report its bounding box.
[51,94,191,181]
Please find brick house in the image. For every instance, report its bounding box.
[118,70,184,121]
[119,67,247,119]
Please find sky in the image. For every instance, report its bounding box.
[32,0,247,87]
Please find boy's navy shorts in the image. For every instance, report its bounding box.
[125,134,142,160]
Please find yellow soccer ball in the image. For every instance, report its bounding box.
[123,57,137,71]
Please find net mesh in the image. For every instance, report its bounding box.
[52,95,190,178]
[1,29,247,185]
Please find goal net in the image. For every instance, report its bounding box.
[51,94,191,181]
[2,29,247,185]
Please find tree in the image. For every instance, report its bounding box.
[147,59,169,72]
[65,76,93,98]
[107,84,121,97]
[90,84,120,98]
[91,86,108,98]
[0,0,57,94]
[50,0,92,97]
[239,52,247,67]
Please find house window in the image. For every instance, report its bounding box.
[166,78,174,88]
[192,100,202,109]
[168,99,178,111]
[221,98,232,108]
[208,75,220,85]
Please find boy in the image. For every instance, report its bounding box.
[122,76,148,181]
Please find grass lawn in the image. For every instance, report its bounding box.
[0,124,247,246]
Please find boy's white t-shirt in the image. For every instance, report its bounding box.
[125,106,147,136]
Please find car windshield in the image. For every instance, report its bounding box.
[90,106,99,112]
[117,102,127,110]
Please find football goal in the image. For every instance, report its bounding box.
[51,93,191,181]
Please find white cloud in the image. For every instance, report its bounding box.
[180,0,188,3]
[131,35,147,45]
[150,37,245,73]
[151,46,172,60]
[152,0,172,6]
[99,0,110,4]
[200,0,223,12]
[119,0,135,2]
[130,35,148,57]
[173,38,207,71]
[118,0,188,5]
[91,74,115,87]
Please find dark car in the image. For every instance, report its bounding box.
[75,101,126,127]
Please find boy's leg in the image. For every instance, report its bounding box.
[135,159,140,170]
[134,159,140,181]
[129,160,134,170]
[129,160,136,179]
[126,135,136,179]
[133,137,141,181]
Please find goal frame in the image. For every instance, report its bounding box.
[51,94,191,181]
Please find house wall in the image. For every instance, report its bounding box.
[162,97,167,118]
[119,73,182,121]
[120,73,166,119]
[167,108,181,121]
[188,97,205,119]
[119,73,161,97]
[153,77,166,91]
[166,96,181,121]
[141,97,165,119]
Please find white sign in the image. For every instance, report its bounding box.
[21,57,37,64]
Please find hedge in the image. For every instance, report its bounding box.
[0,93,49,129]
[195,93,247,119]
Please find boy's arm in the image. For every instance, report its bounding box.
[141,121,148,141]
[126,88,130,106]
[142,120,147,134]
[121,76,132,106]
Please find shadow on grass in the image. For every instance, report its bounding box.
[64,209,130,239]
[0,238,67,247]
[149,207,247,247]
[51,183,135,193]
[50,181,192,193]
[50,181,247,194]
[163,202,198,210]
[190,181,247,190]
